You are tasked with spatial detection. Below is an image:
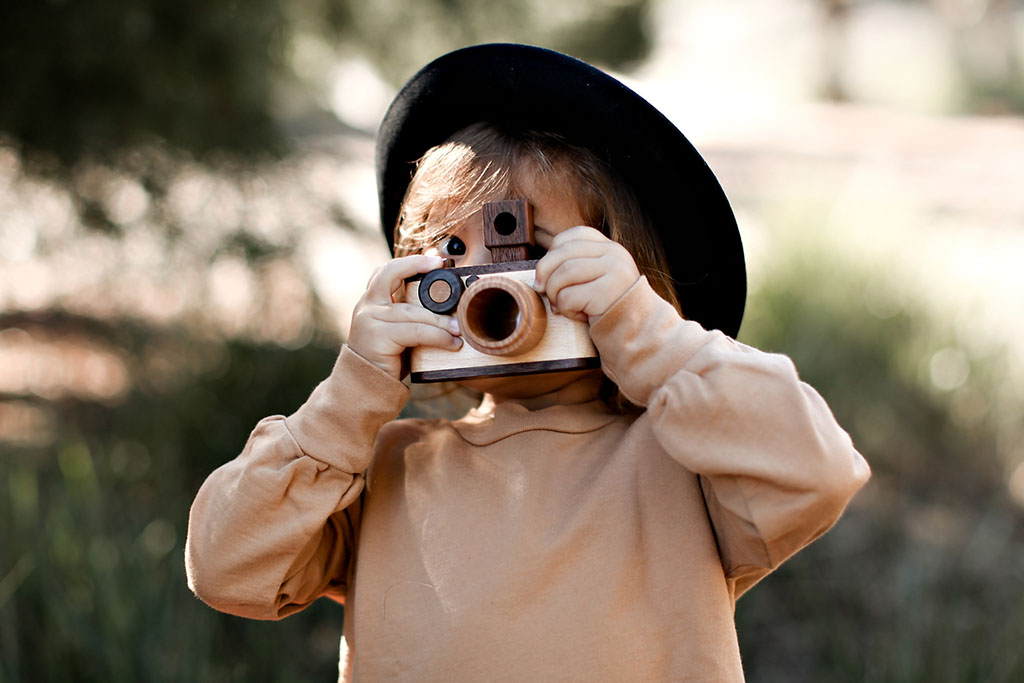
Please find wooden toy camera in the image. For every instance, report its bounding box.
[404,199,600,383]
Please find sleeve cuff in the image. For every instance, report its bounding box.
[589,276,722,407]
[284,345,410,472]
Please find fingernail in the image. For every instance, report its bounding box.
[448,318,461,335]
[452,336,463,349]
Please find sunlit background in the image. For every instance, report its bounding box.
[2,0,1023,680]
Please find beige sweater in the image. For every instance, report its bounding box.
[186,277,870,681]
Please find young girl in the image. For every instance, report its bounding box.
[186,44,870,681]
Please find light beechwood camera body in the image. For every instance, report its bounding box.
[404,200,599,383]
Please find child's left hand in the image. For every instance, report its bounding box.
[533,226,640,324]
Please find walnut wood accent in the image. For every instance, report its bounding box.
[482,199,533,263]
[411,357,601,383]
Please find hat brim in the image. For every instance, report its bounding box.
[376,43,746,338]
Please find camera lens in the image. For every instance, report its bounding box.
[464,288,519,342]
[456,276,546,357]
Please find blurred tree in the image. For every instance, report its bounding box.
[0,0,289,166]
[334,0,653,85]
[0,0,652,171]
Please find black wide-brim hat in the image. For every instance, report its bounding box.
[376,43,746,338]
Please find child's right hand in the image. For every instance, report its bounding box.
[347,254,464,379]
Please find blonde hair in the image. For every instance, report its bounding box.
[394,123,681,313]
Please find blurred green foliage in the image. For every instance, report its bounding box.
[0,0,651,172]
[0,0,288,166]
[1,312,345,682]
[734,239,1024,681]
[336,0,652,85]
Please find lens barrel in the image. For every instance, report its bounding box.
[456,276,547,356]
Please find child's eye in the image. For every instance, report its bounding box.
[441,236,466,256]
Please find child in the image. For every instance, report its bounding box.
[186,44,870,681]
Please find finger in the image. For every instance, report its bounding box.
[542,257,605,302]
[550,281,597,319]
[547,299,589,323]
[535,224,604,252]
[372,302,461,336]
[385,321,464,351]
[365,255,444,304]
[534,240,610,290]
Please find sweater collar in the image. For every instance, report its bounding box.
[451,375,620,446]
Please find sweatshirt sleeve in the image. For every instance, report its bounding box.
[590,277,871,597]
[185,345,409,619]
